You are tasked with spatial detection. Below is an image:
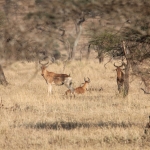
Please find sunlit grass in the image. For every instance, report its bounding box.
[0,60,150,150]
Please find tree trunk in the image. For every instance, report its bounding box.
[0,2,8,86]
[70,24,82,60]
[122,41,131,97]
[0,65,8,86]
[98,51,104,63]
[123,60,130,97]
[86,44,91,60]
[70,16,85,61]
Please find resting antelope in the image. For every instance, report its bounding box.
[39,60,73,96]
[114,63,124,93]
[65,77,90,97]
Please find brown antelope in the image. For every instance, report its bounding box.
[114,63,124,93]
[39,60,73,96]
[65,77,90,97]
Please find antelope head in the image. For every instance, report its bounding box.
[39,60,50,76]
[114,63,125,81]
[84,77,90,91]
[81,77,90,85]
[39,57,55,76]
[84,77,90,83]
[114,63,124,71]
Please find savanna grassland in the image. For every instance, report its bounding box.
[0,59,150,150]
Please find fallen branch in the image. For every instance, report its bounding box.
[141,88,150,94]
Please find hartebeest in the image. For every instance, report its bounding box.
[114,63,124,93]
[65,77,90,97]
[39,60,73,96]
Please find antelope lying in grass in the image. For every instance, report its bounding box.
[65,77,90,97]
[39,60,73,96]
[114,63,124,93]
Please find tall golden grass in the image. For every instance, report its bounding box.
[0,60,150,150]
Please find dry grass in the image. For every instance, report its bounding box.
[0,60,150,150]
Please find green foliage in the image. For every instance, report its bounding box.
[35,0,43,4]
[52,50,61,60]
[89,32,122,52]
[26,12,34,19]
[78,0,93,4]
[0,12,5,28]
[64,0,93,5]
[26,11,56,20]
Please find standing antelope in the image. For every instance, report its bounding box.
[114,63,124,93]
[65,77,90,97]
[39,60,73,96]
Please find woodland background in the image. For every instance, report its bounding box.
[0,0,150,150]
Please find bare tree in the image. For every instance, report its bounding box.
[86,44,91,60]
[70,16,85,60]
[1,0,150,90]
[0,65,8,86]
[122,41,131,97]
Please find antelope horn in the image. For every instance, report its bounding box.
[87,77,90,83]
[120,63,124,67]
[114,63,123,67]
[84,77,86,82]
[114,63,117,67]
[39,60,50,66]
